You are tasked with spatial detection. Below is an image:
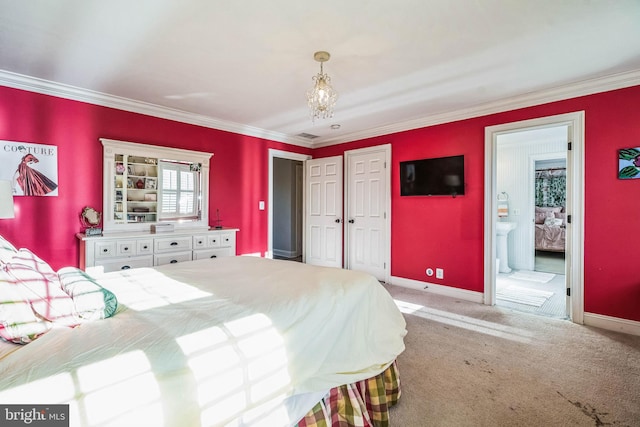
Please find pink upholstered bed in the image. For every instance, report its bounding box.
[0,235,406,427]
[535,206,566,252]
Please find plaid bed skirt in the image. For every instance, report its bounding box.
[296,360,401,427]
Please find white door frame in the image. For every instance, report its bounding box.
[484,112,585,324]
[344,144,392,283]
[268,149,311,259]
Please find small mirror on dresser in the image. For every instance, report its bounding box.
[101,138,213,233]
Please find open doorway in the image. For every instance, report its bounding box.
[484,112,585,325]
[268,149,310,261]
[494,128,568,318]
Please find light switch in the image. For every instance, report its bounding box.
[259,200,265,210]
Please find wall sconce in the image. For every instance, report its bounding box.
[0,180,15,219]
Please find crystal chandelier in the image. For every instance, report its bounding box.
[306,51,338,122]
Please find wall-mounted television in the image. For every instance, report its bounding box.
[400,155,465,196]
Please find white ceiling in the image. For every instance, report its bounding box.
[1,0,640,147]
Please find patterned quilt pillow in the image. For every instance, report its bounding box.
[5,250,79,327]
[57,267,118,320]
[0,235,17,265]
[0,268,52,344]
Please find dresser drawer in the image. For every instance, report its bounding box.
[220,233,235,248]
[154,236,192,252]
[192,248,234,260]
[137,239,153,255]
[154,251,192,266]
[193,235,208,249]
[94,255,153,273]
[116,240,137,256]
[95,241,117,259]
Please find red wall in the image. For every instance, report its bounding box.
[1,84,639,323]
[0,86,311,269]
[315,85,640,323]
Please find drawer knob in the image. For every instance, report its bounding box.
[103,248,108,253]
[198,240,203,244]
[210,255,217,258]
[143,245,148,249]
[170,259,178,264]
[123,247,129,251]
[121,265,131,270]
[170,242,178,246]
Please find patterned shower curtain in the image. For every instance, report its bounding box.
[535,168,566,207]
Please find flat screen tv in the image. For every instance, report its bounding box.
[400,155,465,196]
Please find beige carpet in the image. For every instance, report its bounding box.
[385,284,640,427]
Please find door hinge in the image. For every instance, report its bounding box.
[566,288,571,297]
[384,161,387,169]
[384,212,386,219]
[568,141,572,151]
[567,214,572,224]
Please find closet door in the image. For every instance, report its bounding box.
[305,156,343,268]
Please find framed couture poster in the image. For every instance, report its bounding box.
[0,141,59,196]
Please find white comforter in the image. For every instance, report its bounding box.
[0,256,406,427]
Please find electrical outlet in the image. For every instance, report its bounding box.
[436,268,444,279]
[259,200,265,210]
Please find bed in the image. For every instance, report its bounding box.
[0,238,406,427]
[534,206,566,253]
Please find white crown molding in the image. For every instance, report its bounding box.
[313,69,640,148]
[2,69,639,149]
[0,70,313,149]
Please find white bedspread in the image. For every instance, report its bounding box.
[0,256,406,427]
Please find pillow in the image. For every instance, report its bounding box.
[535,206,562,214]
[0,268,52,344]
[544,217,563,226]
[0,236,17,265]
[555,212,567,222]
[535,213,547,224]
[5,255,79,327]
[57,267,118,320]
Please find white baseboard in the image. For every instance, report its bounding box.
[272,249,299,259]
[391,276,640,337]
[583,312,640,336]
[390,276,484,304]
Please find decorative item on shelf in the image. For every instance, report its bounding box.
[115,163,125,174]
[306,51,338,123]
[136,178,145,189]
[145,178,156,189]
[127,178,133,188]
[144,193,157,202]
[80,206,102,236]
[214,208,223,229]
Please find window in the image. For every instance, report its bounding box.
[159,160,200,220]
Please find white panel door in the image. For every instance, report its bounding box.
[346,149,388,280]
[305,156,343,268]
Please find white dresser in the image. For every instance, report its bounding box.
[77,228,238,274]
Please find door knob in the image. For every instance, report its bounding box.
[348,219,355,224]
[335,218,341,223]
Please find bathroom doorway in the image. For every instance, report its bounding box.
[484,112,585,324]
